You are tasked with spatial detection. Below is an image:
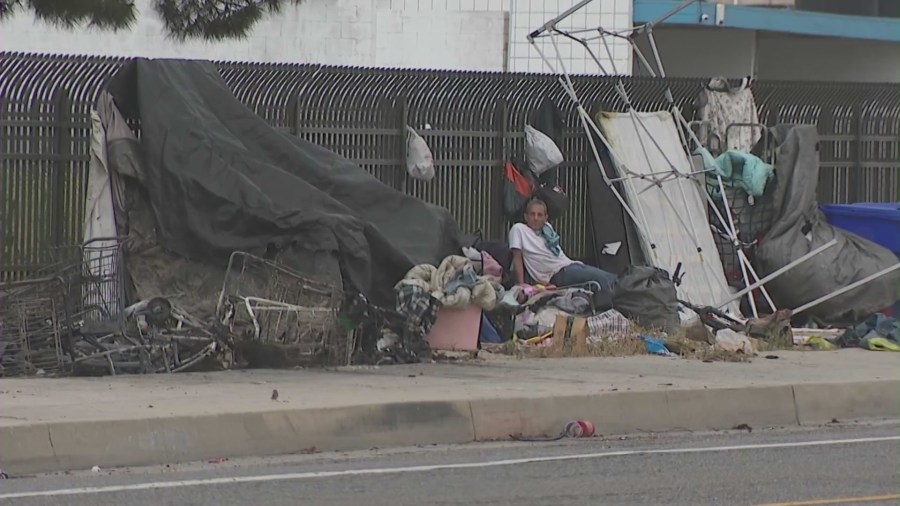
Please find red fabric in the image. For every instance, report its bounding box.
[505,162,533,196]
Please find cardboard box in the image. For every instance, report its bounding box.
[425,305,481,352]
[552,314,588,355]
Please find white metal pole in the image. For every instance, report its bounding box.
[793,262,900,315]
[715,176,759,317]
[716,239,838,308]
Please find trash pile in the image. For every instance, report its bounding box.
[0,238,226,377]
[4,57,899,377]
[0,247,346,377]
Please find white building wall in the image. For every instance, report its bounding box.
[633,27,900,83]
[507,0,632,74]
[0,0,633,74]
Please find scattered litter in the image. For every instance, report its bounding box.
[792,328,843,346]
[564,420,596,438]
[270,389,279,401]
[804,336,837,351]
[511,420,596,442]
[714,329,757,355]
[602,242,622,256]
[765,355,779,359]
[641,337,673,356]
[733,424,752,432]
[207,457,227,464]
[0,469,7,479]
[91,466,101,473]
[300,447,320,455]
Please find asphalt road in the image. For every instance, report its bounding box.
[1,423,898,506]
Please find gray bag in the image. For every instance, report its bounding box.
[612,266,680,334]
[755,125,900,325]
[524,124,564,176]
[405,126,435,181]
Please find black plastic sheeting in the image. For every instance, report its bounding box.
[755,125,900,325]
[105,59,461,307]
[585,109,641,276]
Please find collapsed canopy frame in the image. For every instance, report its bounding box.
[527,0,775,318]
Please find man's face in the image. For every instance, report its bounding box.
[524,203,548,231]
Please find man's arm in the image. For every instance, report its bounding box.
[511,249,526,285]
[508,224,527,286]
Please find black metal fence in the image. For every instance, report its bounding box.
[2,52,898,281]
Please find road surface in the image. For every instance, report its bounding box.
[1,423,897,505]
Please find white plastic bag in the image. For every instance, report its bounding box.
[524,124,564,176]
[405,126,435,181]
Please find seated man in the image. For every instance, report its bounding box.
[508,199,617,293]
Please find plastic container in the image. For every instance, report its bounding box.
[821,203,900,317]
[820,203,900,255]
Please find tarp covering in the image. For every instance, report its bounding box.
[599,111,740,315]
[756,125,900,325]
[104,59,461,308]
[586,156,636,276]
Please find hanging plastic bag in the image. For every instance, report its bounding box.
[524,124,564,176]
[405,126,435,181]
[535,183,569,220]
[502,161,534,220]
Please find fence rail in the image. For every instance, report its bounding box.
[2,53,898,281]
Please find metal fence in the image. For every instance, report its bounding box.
[2,52,898,282]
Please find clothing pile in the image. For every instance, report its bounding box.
[390,255,503,360]
[838,313,900,352]
[396,255,500,311]
[500,284,637,345]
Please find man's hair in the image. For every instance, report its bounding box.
[525,198,548,214]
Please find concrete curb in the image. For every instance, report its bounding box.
[2,380,897,475]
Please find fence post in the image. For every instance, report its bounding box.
[849,102,862,203]
[53,88,72,249]
[817,106,835,204]
[287,91,300,136]
[491,98,508,240]
[397,97,409,194]
[855,103,865,202]
[0,98,7,277]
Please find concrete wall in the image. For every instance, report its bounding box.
[633,27,900,83]
[632,27,756,79]
[757,34,900,82]
[0,0,634,74]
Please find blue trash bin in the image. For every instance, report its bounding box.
[820,203,900,255]
[821,203,900,316]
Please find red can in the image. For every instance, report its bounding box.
[565,420,596,437]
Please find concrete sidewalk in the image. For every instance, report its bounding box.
[1,350,898,475]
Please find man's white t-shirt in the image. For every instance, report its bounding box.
[508,223,575,284]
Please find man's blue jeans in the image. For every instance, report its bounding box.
[550,262,618,292]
